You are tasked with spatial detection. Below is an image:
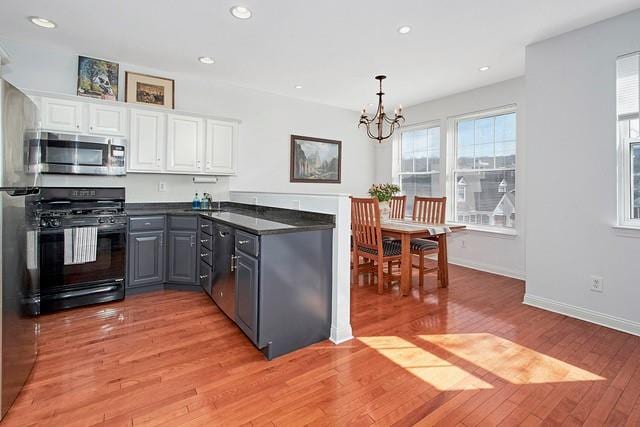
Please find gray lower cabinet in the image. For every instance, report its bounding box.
[167,230,197,284]
[128,230,165,287]
[235,250,259,345]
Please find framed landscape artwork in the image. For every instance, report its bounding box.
[290,135,342,183]
[125,72,175,109]
[77,56,119,100]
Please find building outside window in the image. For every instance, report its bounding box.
[451,108,517,229]
[395,124,440,216]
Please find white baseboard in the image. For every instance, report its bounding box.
[446,256,526,280]
[523,294,640,337]
[330,324,354,344]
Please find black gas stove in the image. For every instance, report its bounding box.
[29,187,127,312]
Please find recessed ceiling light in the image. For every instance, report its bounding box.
[294,85,303,89]
[230,6,252,19]
[198,56,215,64]
[398,25,411,34]
[29,16,56,29]
[479,66,490,72]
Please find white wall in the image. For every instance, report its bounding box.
[375,78,527,279]
[0,38,375,200]
[524,10,640,335]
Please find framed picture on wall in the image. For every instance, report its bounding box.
[77,56,119,100]
[125,71,175,109]
[290,135,342,183]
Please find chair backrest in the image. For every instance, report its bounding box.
[390,195,406,219]
[351,197,382,252]
[412,196,446,223]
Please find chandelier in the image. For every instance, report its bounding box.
[358,75,405,143]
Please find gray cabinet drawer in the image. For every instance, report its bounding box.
[235,231,259,257]
[200,219,213,236]
[129,216,165,232]
[199,234,212,250]
[200,247,213,267]
[169,215,197,230]
[199,261,212,294]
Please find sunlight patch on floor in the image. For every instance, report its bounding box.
[358,336,493,391]
[418,333,605,384]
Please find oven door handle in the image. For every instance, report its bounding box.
[38,224,126,234]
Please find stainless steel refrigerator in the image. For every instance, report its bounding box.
[0,79,40,419]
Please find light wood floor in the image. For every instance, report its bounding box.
[3,266,640,426]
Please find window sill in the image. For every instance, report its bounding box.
[612,225,640,238]
[450,223,519,237]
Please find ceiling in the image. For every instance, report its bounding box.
[1,0,640,111]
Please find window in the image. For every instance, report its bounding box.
[617,53,640,225]
[396,124,440,215]
[452,108,517,229]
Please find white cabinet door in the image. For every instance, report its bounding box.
[166,114,204,173]
[41,98,83,132]
[205,119,237,175]
[128,109,166,172]
[88,104,126,136]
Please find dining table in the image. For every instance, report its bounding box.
[380,219,466,296]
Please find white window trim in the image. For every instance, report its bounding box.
[616,51,640,228]
[446,104,518,235]
[392,120,443,212]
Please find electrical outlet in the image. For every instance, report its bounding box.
[158,182,167,192]
[590,275,604,293]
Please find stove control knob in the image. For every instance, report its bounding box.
[40,219,49,228]
[50,218,61,228]
[109,217,116,224]
[98,217,106,224]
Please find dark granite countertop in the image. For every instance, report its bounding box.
[125,202,335,235]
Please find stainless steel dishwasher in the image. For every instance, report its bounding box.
[212,224,236,319]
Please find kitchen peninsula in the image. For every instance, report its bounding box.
[126,201,335,359]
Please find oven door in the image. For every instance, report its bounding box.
[38,224,126,311]
[34,133,111,175]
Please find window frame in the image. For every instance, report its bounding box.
[446,104,518,233]
[617,52,640,229]
[393,120,443,215]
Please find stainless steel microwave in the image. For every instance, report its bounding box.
[29,132,126,175]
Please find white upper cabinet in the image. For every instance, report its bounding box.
[41,98,83,133]
[88,104,126,136]
[205,119,237,175]
[32,92,238,175]
[166,114,204,173]
[128,109,165,172]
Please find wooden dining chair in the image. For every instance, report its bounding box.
[351,197,402,294]
[389,195,407,219]
[411,196,447,287]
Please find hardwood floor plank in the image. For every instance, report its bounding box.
[2,266,639,426]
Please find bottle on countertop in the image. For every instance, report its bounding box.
[192,193,201,210]
[201,194,209,210]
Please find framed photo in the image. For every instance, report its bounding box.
[290,135,342,183]
[77,56,119,100]
[125,71,175,109]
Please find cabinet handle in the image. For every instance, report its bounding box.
[200,239,208,243]
[230,255,239,272]
[199,274,208,279]
[90,126,93,131]
[201,253,208,257]
[190,235,195,247]
[238,240,249,245]
[76,124,80,129]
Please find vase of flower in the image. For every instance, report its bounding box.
[368,183,401,220]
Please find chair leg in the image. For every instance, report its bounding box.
[387,261,392,275]
[354,253,360,285]
[368,260,374,286]
[419,252,425,287]
[377,262,384,294]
